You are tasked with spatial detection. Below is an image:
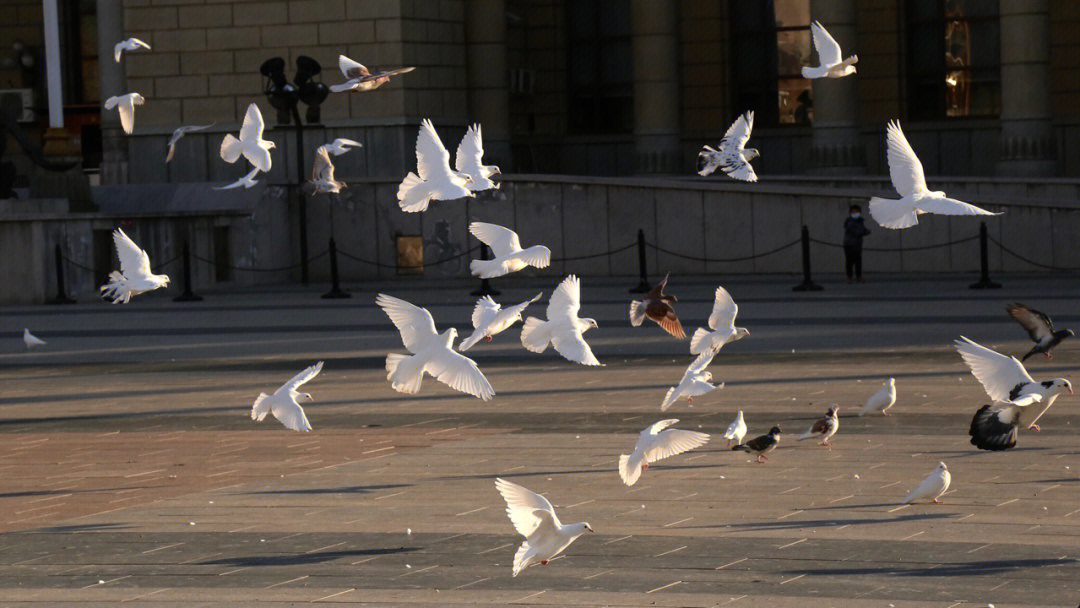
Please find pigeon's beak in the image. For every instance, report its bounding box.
[1069,386,1074,395]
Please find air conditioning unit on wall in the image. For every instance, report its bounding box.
[0,89,35,122]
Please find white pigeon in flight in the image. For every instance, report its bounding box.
[468,222,551,279]
[859,377,896,416]
[697,111,758,182]
[113,37,150,62]
[376,294,495,401]
[869,121,1000,229]
[494,478,593,577]
[23,329,46,349]
[954,336,1072,431]
[166,123,214,163]
[330,55,415,92]
[220,104,275,173]
[722,410,746,447]
[618,419,710,486]
[520,275,601,366]
[902,462,951,504]
[319,137,362,156]
[455,124,501,191]
[397,119,475,212]
[104,93,144,135]
[661,351,721,411]
[99,228,170,304]
[690,286,749,355]
[309,147,346,194]
[459,293,544,352]
[250,361,323,432]
[801,21,857,79]
[214,166,260,190]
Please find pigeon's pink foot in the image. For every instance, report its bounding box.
[1029,424,1041,432]
[821,440,831,446]
[687,397,693,404]
[1046,352,1052,359]
[932,499,943,504]
[540,560,548,566]
[642,464,649,470]
[882,411,891,417]
[484,335,493,342]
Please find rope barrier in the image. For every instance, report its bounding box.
[988,236,1080,272]
[645,239,801,263]
[552,242,637,262]
[191,251,328,272]
[809,235,979,252]
[60,253,183,274]
[337,245,480,270]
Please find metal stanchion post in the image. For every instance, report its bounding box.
[969,221,1001,289]
[792,225,823,292]
[321,237,350,299]
[629,229,650,293]
[173,240,203,302]
[50,243,76,304]
[471,245,499,297]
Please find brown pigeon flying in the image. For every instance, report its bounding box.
[1006,303,1074,361]
[629,273,686,339]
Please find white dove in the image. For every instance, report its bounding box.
[697,111,758,181]
[397,119,475,212]
[166,123,214,162]
[309,147,346,194]
[214,166,260,190]
[330,55,415,92]
[903,462,951,504]
[691,286,749,355]
[494,478,593,577]
[801,21,857,79]
[954,336,1072,431]
[459,293,543,352]
[376,294,494,401]
[661,351,721,411]
[220,104,275,173]
[250,361,322,432]
[113,37,150,62]
[319,137,362,156]
[99,228,170,304]
[104,93,144,135]
[859,377,896,416]
[618,419,710,486]
[869,121,1000,229]
[455,124,500,191]
[722,410,746,447]
[468,222,551,278]
[520,275,601,366]
[23,329,46,349]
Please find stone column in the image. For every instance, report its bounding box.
[997,0,1056,176]
[464,0,511,167]
[808,0,864,174]
[631,1,681,174]
[96,0,129,184]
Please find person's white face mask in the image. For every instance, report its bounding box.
[851,213,861,219]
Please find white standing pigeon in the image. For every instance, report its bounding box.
[319,137,363,156]
[722,410,746,447]
[797,405,840,446]
[618,419,710,486]
[801,21,857,79]
[859,377,896,416]
[494,478,593,577]
[459,292,544,352]
[113,37,150,62]
[697,111,758,182]
[690,286,749,355]
[455,124,501,191]
[902,462,950,504]
[220,104,275,173]
[23,329,46,349]
[520,275,601,366]
[214,166,261,190]
[397,119,475,212]
[955,336,1072,431]
[661,351,721,411]
[869,121,1000,229]
[99,228,170,304]
[251,361,322,432]
[309,147,346,194]
[166,123,214,163]
[104,93,144,135]
[468,222,551,278]
[330,55,415,92]
[376,294,495,401]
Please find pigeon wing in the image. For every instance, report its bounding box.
[495,478,560,538]
[915,196,999,218]
[273,401,313,432]
[471,296,501,329]
[954,336,1035,403]
[112,228,153,278]
[375,293,439,352]
[239,104,265,142]
[455,124,485,174]
[656,308,686,339]
[502,292,544,321]
[469,222,522,258]
[424,348,495,401]
[415,119,454,182]
[721,111,754,152]
[312,147,336,183]
[707,286,739,330]
[366,66,415,80]
[548,274,582,321]
[648,429,710,463]
[551,327,601,366]
[338,55,370,79]
[1006,303,1054,343]
[810,21,843,66]
[279,361,324,395]
[116,97,137,134]
[884,120,928,197]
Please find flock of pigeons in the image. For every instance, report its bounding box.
[29,27,1064,578]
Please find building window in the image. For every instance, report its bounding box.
[907,0,1000,119]
[565,0,632,134]
[730,0,813,126]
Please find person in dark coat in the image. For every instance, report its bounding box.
[843,204,871,282]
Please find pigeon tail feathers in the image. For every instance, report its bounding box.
[396,172,430,212]
[470,258,501,278]
[628,301,647,327]
[385,353,424,394]
[99,271,131,304]
[868,197,919,229]
[251,393,271,421]
[689,327,714,355]
[520,317,551,353]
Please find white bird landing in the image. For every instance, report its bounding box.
[722,410,746,447]
[495,478,593,577]
[859,377,896,416]
[690,285,749,355]
[104,93,144,135]
[397,119,475,212]
[869,121,1000,229]
[468,222,551,279]
[99,228,170,304]
[697,111,758,182]
[459,292,544,352]
[618,419,710,486]
[661,351,721,411]
[520,275,601,366]
[309,147,346,194]
[376,294,495,401]
[113,37,150,62]
[455,124,500,191]
[251,361,323,432]
[330,55,415,92]
[319,137,362,156]
[220,104,275,173]
[903,462,950,504]
[166,123,214,163]
[801,21,857,79]
[214,166,260,190]
[23,329,46,349]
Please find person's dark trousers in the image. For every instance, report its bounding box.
[844,244,862,279]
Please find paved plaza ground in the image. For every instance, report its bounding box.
[1,273,1079,607]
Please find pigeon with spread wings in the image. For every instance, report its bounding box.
[104,93,144,135]
[166,123,213,162]
[220,104,275,173]
[697,111,759,181]
[99,228,170,304]
[468,222,551,279]
[801,21,857,79]
[251,361,323,432]
[309,147,346,194]
[397,119,474,212]
[690,286,749,355]
[455,124,501,191]
[330,55,415,93]
[495,478,593,577]
[660,351,721,411]
[629,273,686,339]
[214,166,260,191]
[618,419,710,486]
[1006,303,1074,361]
[520,275,601,366]
[113,37,150,62]
[459,293,544,352]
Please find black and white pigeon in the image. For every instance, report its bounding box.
[797,405,839,446]
[1006,303,1073,361]
[969,404,1023,451]
[732,425,781,463]
[955,336,1073,432]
